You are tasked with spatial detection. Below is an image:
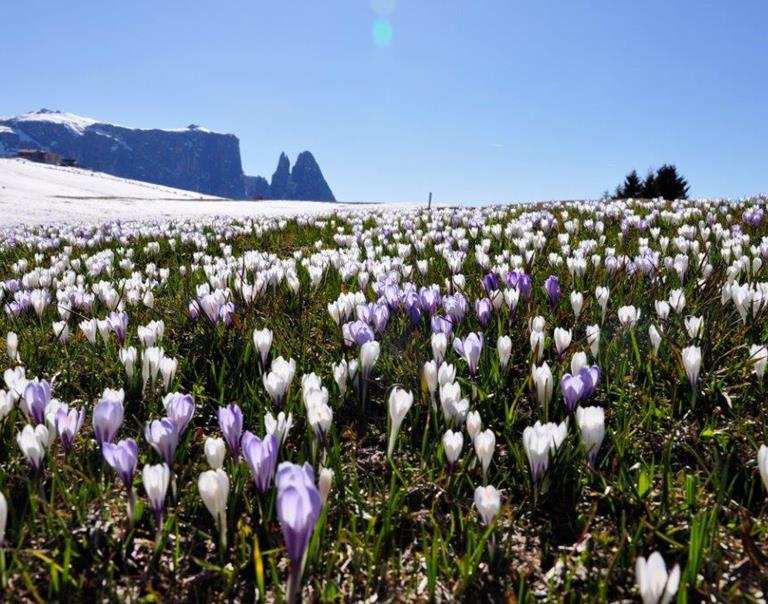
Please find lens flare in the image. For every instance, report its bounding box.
[372,18,393,47]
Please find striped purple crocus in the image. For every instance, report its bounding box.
[276,462,322,602]
[23,379,52,425]
[241,432,278,493]
[218,403,243,462]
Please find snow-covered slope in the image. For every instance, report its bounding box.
[0,158,406,226]
[0,158,222,201]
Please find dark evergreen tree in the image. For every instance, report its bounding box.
[641,171,658,198]
[614,169,643,198]
[653,164,689,200]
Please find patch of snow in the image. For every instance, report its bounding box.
[0,125,14,134]
[0,158,416,227]
[5,110,226,136]
[10,110,99,135]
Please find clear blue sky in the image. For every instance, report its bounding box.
[3,1,767,203]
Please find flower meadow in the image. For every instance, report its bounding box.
[0,198,767,602]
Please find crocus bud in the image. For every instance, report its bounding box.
[162,393,195,435]
[333,359,348,396]
[93,390,124,446]
[252,328,274,368]
[635,552,680,604]
[387,388,413,457]
[218,404,243,462]
[474,485,501,526]
[522,420,567,483]
[143,463,171,525]
[531,363,553,408]
[570,351,588,376]
[23,379,52,425]
[570,291,584,319]
[120,347,137,379]
[759,445,768,493]
[466,410,482,441]
[595,286,609,322]
[669,288,686,314]
[242,432,278,493]
[16,424,49,470]
[102,438,139,489]
[453,332,483,377]
[681,345,702,389]
[530,329,545,362]
[576,406,605,468]
[79,319,98,345]
[649,325,662,354]
[276,462,322,600]
[553,327,572,356]
[318,466,334,506]
[198,468,229,524]
[684,316,704,340]
[423,360,438,396]
[618,305,641,329]
[204,437,226,469]
[144,418,179,467]
[655,300,670,321]
[750,344,768,379]
[437,362,456,387]
[6,331,18,361]
[473,429,495,479]
[497,335,512,369]
[585,324,600,357]
[360,341,380,378]
[159,356,178,391]
[265,411,293,446]
[0,390,13,421]
[442,430,463,467]
[55,406,86,452]
[0,492,6,547]
[53,321,69,344]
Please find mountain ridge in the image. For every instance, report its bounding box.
[0,109,336,201]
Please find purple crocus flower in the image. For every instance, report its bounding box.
[242,431,279,493]
[220,302,235,326]
[371,304,389,334]
[443,294,468,323]
[93,397,124,445]
[561,373,585,413]
[382,284,401,310]
[198,294,221,323]
[355,303,373,324]
[402,290,422,325]
[145,417,179,466]
[276,462,322,583]
[419,287,441,317]
[579,365,601,399]
[218,403,243,462]
[162,392,195,435]
[188,300,200,320]
[430,315,453,337]
[482,273,499,293]
[544,276,561,306]
[24,379,52,425]
[474,298,493,326]
[102,438,139,489]
[453,332,484,376]
[107,311,129,345]
[56,406,86,452]
[342,320,375,347]
[507,271,533,301]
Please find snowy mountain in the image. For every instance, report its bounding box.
[0,110,336,201]
[0,110,245,197]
